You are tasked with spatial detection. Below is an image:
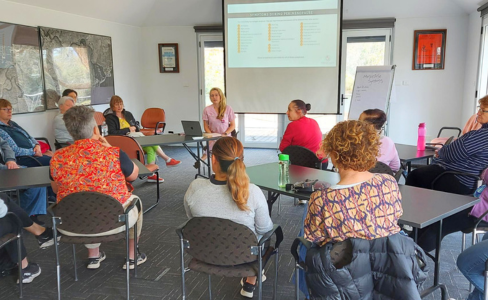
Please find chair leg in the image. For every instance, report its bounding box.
[17,234,22,298]
[53,218,61,300]
[180,238,186,299]
[125,217,130,300]
[462,233,466,252]
[208,274,212,300]
[134,222,138,278]
[277,195,281,216]
[258,246,263,300]
[273,248,279,300]
[72,245,78,281]
[295,263,300,300]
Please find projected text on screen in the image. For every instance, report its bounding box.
[227,0,338,68]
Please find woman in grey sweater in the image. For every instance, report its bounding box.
[184,137,273,299]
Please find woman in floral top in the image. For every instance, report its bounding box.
[304,120,403,246]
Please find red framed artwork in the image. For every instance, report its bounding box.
[412,29,447,70]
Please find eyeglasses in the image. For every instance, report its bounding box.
[0,108,12,112]
[478,106,488,114]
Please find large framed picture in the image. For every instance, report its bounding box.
[158,43,179,73]
[412,29,447,70]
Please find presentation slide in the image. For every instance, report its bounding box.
[223,0,342,114]
[227,1,337,68]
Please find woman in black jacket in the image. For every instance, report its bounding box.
[104,96,181,182]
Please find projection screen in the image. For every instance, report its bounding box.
[223,0,342,114]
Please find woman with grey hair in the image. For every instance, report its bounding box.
[50,105,147,270]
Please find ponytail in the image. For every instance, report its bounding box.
[212,137,250,211]
[226,158,250,211]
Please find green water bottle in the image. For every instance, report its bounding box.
[278,154,290,187]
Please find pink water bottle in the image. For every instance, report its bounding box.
[417,123,426,151]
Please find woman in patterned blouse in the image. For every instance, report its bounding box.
[304,120,403,246]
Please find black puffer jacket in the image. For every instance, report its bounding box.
[305,234,428,300]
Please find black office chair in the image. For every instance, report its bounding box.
[369,161,394,177]
[176,217,283,300]
[282,146,322,169]
[0,212,24,298]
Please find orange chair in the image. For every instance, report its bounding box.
[140,108,166,136]
[105,135,160,213]
[94,111,105,127]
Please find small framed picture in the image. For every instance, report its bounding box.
[158,43,179,73]
[412,29,447,70]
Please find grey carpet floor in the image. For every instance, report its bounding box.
[0,147,475,299]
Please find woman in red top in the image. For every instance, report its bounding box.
[279,100,326,167]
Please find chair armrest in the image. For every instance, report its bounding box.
[175,219,191,239]
[291,237,313,262]
[474,208,488,229]
[258,224,284,249]
[431,171,480,192]
[124,197,141,214]
[155,122,166,135]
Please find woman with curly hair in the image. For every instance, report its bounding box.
[304,120,403,246]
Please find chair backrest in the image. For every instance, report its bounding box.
[369,161,394,176]
[52,192,124,234]
[141,108,165,129]
[282,145,321,169]
[105,135,145,164]
[94,112,106,126]
[179,217,259,266]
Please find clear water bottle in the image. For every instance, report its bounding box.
[417,123,426,151]
[101,121,108,137]
[278,154,290,188]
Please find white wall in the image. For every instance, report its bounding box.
[388,15,469,144]
[141,26,200,133]
[0,0,143,145]
[461,12,482,123]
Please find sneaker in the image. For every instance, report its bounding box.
[17,263,41,284]
[166,159,181,167]
[240,280,256,298]
[240,273,267,286]
[122,252,147,270]
[36,227,59,249]
[87,251,106,269]
[298,199,308,205]
[146,174,164,183]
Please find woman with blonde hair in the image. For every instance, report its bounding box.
[184,137,272,298]
[201,87,236,160]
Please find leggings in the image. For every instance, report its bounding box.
[143,146,159,164]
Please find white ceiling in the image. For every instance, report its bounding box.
[3,0,488,27]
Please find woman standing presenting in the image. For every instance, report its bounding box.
[201,87,235,160]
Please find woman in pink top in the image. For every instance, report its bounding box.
[359,109,400,172]
[201,87,236,160]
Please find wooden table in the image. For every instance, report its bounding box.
[246,163,479,300]
[134,134,221,179]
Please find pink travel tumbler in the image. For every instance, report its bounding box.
[417,123,426,151]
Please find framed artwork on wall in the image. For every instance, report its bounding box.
[159,43,179,73]
[412,29,447,70]
[0,22,45,114]
[40,27,115,109]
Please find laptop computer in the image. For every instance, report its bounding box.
[181,121,203,137]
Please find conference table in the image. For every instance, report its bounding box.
[0,159,154,212]
[133,134,221,179]
[246,163,480,300]
[395,143,436,173]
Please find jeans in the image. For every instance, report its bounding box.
[457,233,488,300]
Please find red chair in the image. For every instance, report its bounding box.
[140,108,166,136]
[105,135,160,213]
